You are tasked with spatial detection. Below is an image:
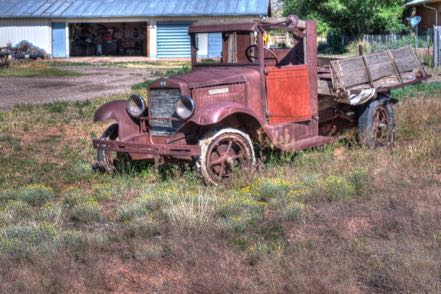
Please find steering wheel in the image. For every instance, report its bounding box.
[245,45,280,66]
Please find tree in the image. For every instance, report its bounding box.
[281,0,408,35]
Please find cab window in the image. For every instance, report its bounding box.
[263,29,305,66]
[193,31,259,65]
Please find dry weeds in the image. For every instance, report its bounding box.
[0,90,440,292]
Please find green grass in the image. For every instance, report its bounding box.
[48,60,190,69]
[0,86,440,292]
[131,64,192,90]
[392,81,441,100]
[0,63,81,78]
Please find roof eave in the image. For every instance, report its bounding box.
[405,0,441,7]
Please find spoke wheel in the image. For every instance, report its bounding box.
[97,124,119,174]
[358,97,395,149]
[199,129,255,185]
[373,106,390,146]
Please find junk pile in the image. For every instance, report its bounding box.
[0,41,47,68]
[11,41,47,60]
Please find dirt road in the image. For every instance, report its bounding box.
[0,66,152,109]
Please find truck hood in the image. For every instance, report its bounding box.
[166,66,260,89]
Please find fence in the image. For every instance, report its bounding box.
[363,29,435,67]
[322,27,441,67]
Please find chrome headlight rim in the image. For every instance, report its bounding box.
[176,96,195,120]
[126,94,146,118]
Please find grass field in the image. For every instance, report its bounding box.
[0,62,81,78]
[0,83,440,292]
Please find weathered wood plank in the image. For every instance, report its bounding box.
[395,56,419,73]
[337,57,365,73]
[365,51,390,65]
[341,68,370,88]
[369,62,396,81]
[318,80,334,96]
[390,47,413,59]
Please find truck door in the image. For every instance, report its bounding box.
[264,30,312,124]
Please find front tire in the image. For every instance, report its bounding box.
[97,124,119,174]
[358,97,395,149]
[198,128,256,185]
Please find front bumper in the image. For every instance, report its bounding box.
[92,139,201,158]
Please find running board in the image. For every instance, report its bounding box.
[288,136,334,151]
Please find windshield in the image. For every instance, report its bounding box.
[192,31,259,65]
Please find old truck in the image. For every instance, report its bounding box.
[92,15,428,185]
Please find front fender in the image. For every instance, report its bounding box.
[94,100,128,122]
[189,102,264,126]
[94,100,139,139]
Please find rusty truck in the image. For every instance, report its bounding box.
[92,15,429,185]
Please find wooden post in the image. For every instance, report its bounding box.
[146,22,150,58]
[358,43,364,56]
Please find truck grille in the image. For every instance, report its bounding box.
[149,89,183,136]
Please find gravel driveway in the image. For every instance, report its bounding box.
[0,66,153,109]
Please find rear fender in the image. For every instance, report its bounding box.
[94,100,139,139]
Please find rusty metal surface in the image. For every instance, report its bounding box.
[192,83,246,108]
[149,88,183,136]
[93,16,378,164]
[93,139,200,157]
[188,101,263,126]
[266,65,312,124]
[94,100,140,140]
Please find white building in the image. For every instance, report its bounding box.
[0,0,271,58]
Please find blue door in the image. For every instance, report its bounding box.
[157,22,192,58]
[52,22,66,58]
[208,33,222,58]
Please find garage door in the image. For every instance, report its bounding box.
[208,33,222,58]
[157,22,191,58]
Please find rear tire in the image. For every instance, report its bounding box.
[198,128,256,185]
[358,97,395,149]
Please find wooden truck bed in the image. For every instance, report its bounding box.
[318,47,429,102]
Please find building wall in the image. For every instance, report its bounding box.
[0,16,257,58]
[416,3,441,29]
[0,18,52,54]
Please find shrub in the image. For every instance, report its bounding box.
[218,217,248,235]
[323,176,355,201]
[164,195,216,233]
[133,242,163,261]
[257,180,290,202]
[93,184,117,202]
[70,202,102,223]
[59,230,109,254]
[123,217,160,239]
[282,202,305,223]
[220,193,265,223]
[118,202,149,222]
[37,204,63,224]
[45,101,68,113]
[62,188,93,208]
[247,241,271,265]
[0,185,54,206]
[348,168,371,196]
[0,223,59,258]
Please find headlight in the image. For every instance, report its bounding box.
[127,95,146,118]
[176,96,195,120]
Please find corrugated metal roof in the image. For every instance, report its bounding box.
[0,0,270,18]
